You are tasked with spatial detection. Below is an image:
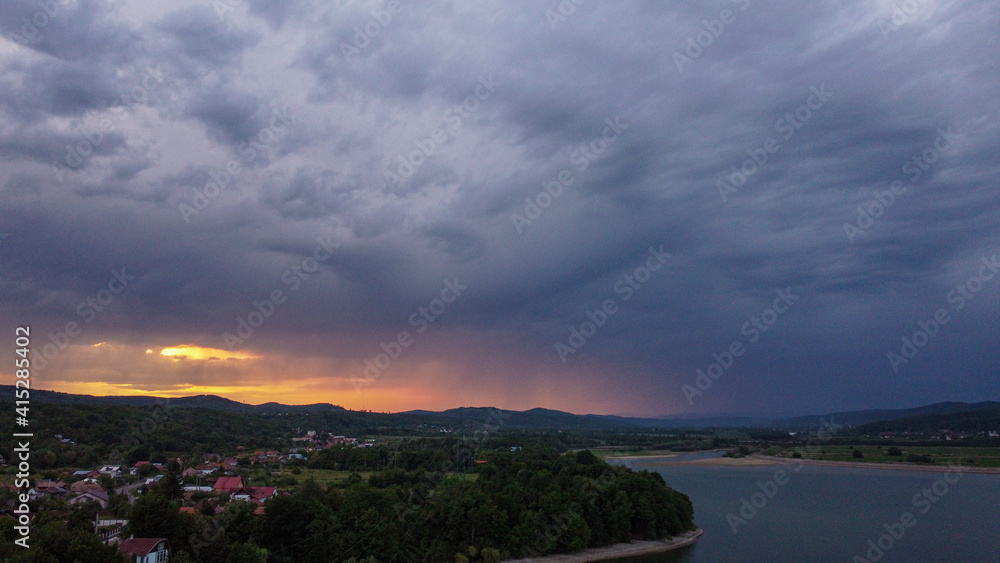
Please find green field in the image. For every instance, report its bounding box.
[777,445,1000,468]
[267,468,373,486]
[592,448,680,459]
[266,467,480,487]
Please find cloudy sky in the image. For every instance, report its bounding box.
[1,0,998,417]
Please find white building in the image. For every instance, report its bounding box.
[118,538,169,562]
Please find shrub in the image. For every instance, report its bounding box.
[886,447,903,456]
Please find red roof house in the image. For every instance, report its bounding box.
[212,476,244,492]
[232,486,278,504]
[119,537,169,562]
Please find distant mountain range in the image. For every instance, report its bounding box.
[1,386,345,414]
[8,386,997,431]
[845,403,1000,435]
[777,401,1000,430]
[406,401,1000,431]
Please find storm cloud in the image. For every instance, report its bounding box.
[1,0,998,416]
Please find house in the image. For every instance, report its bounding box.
[231,486,277,504]
[32,481,68,498]
[68,490,110,508]
[70,481,106,495]
[95,517,128,543]
[35,480,68,489]
[213,476,244,493]
[119,538,169,562]
[182,485,213,493]
[99,465,123,477]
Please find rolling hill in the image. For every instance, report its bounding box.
[9,386,997,432]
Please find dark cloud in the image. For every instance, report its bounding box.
[153,5,263,68]
[1,0,998,416]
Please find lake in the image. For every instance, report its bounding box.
[606,452,1000,562]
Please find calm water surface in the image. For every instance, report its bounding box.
[606,452,1000,563]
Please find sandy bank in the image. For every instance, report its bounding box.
[749,454,1000,474]
[613,454,1000,473]
[637,456,779,467]
[603,449,728,462]
[507,528,703,562]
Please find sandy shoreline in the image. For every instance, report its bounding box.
[603,449,727,462]
[507,528,703,562]
[748,454,1000,474]
[609,453,1000,473]
[640,456,778,467]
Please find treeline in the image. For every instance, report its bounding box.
[250,448,694,562]
[6,447,694,562]
[844,405,1000,436]
[0,400,731,472]
[0,402,290,469]
[0,402,452,470]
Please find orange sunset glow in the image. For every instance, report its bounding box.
[23,334,663,416]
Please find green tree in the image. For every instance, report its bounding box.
[157,460,184,500]
[126,490,196,553]
[227,542,268,563]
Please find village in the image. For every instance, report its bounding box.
[2,430,372,562]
